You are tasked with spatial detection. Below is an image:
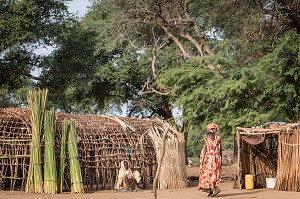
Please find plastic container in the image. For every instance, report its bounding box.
[266,178,276,189]
[245,174,254,190]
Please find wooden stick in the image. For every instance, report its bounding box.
[153,131,167,199]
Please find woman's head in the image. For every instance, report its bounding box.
[207,123,219,133]
[123,160,129,170]
[121,160,130,170]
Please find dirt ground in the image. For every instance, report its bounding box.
[1,166,300,199]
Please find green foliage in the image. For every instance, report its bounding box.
[160,30,300,153]
[0,79,32,108]
[255,31,300,121]
[38,20,119,113]
[0,0,69,50]
[187,129,205,157]
[0,0,71,105]
[2,0,300,156]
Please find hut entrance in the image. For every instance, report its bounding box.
[236,123,300,191]
[236,131,277,189]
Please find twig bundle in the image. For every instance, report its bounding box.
[26,89,48,193]
[43,108,57,194]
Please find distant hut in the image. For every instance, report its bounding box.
[236,122,300,191]
[0,107,187,191]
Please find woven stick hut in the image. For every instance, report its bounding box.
[0,107,187,191]
[236,122,300,191]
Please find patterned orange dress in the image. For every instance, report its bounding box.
[198,135,222,190]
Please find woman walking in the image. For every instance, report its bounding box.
[198,123,222,197]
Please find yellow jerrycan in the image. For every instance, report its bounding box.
[245,174,254,190]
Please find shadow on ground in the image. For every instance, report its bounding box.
[216,189,265,198]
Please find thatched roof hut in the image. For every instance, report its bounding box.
[0,107,187,191]
[236,122,300,191]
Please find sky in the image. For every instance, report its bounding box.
[67,0,91,18]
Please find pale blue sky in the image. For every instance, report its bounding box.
[68,0,91,17]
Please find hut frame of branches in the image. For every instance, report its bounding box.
[236,122,300,192]
[0,107,187,192]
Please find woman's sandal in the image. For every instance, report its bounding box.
[208,190,214,196]
[210,187,221,197]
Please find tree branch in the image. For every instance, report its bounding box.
[156,20,190,58]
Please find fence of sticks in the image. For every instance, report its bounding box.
[236,122,300,191]
[0,107,187,192]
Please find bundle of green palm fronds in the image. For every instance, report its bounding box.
[58,120,68,193]
[26,89,48,193]
[67,120,84,193]
[43,108,57,194]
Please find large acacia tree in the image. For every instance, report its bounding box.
[76,0,221,119]
[41,0,300,153]
[158,0,300,155]
[5,0,299,156]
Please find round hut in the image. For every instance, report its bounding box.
[0,107,187,191]
[236,122,300,191]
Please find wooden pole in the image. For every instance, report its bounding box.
[153,131,167,199]
[236,130,242,189]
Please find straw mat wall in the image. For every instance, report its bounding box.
[0,107,187,191]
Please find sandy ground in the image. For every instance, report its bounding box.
[1,166,300,199]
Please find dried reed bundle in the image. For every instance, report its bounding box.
[152,130,167,199]
[26,89,48,193]
[147,123,187,190]
[159,137,187,189]
[276,129,300,191]
[43,109,57,194]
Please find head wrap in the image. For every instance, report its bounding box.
[207,123,219,133]
[118,160,133,178]
[117,160,141,190]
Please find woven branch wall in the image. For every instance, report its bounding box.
[0,108,31,191]
[0,107,186,191]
